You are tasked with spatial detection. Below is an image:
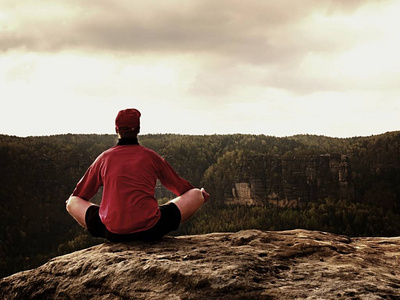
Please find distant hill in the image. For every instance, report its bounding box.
[1,132,400,277]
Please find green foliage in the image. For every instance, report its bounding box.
[177,198,400,238]
[1,131,400,278]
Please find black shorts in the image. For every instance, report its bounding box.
[85,202,181,242]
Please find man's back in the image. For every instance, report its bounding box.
[73,143,193,234]
[99,144,163,233]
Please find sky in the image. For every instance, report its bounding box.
[1,0,399,138]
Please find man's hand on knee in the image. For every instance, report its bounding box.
[201,188,210,203]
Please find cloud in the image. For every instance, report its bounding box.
[2,0,391,72]
[1,0,399,138]
[1,0,382,56]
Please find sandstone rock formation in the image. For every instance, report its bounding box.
[1,229,400,299]
[230,154,354,207]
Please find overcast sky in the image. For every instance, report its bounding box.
[1,0,399,138]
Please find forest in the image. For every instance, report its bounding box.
[1,131,400,278]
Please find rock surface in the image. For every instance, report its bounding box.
[1,229,400,299]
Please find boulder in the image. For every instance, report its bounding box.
[1,229,400,299]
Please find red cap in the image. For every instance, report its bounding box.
[115,109,141,131]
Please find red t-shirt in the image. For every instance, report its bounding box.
[72,144,193,234]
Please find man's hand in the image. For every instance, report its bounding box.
[201,188,210,203]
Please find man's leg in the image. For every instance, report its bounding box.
[170,188,210,223]
[66,196,96,228]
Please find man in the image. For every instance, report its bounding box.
[66,108,210,242]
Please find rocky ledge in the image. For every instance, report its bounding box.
[1,229,400,299]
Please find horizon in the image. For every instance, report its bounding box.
[1,1,399,138]
[2,129,398,140]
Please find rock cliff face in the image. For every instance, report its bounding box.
[1,229,400,299]
[230,154,353,206]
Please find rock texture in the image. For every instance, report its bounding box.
[230,154,354,207]
[1,229,400,299]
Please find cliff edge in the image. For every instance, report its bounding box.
[1,229,400,299]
